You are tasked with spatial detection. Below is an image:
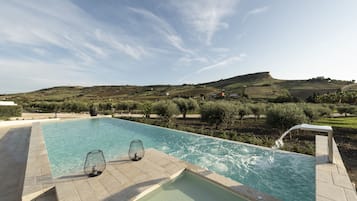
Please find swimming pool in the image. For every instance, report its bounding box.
[42,118,315,201]
[136,170,248,201]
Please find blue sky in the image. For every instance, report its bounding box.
[1,0,356,93]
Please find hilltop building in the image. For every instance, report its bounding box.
[0,101,17,106]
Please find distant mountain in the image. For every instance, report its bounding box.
[1,72,353,103]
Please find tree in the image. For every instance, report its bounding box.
[249,104,264,120]
[302,104,320,121]
[266,104,307,130]
[173,98,199,119]
[173,98,188,119]
[336,105,355,117]
[89,104,98,116]
[200,102,225,128]
[153,100,179,122]
[237,104,251,124]
[115,101,138,113]
[187,98,199,115]
[200,101,237,129]
[142,102,152,118]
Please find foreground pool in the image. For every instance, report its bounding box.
[42,118,315,201]
[137,170,248,201]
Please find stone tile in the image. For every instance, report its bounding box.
[317,169,333,184]
[332,172,354,190]
[344,189,357,201]
[316,135,357,201]
[106,165,131,185]
[98,172,123,195]
[317,195,335,201]
[56,182,81,201]
[54,149,278,201]
[317,163,339,174]
[87,178,109,200]
[73,180,98,201]
[317,182,347,201]
[337,165,348,176]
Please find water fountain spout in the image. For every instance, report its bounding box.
[273,124,334,163]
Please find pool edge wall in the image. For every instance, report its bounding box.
[316,135,357,201]
[21,122,55,201]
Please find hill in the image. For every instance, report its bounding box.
[0,72,353,104]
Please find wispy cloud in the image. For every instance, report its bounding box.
[177,53,246,83]
[170,0,238,45]
[129,7,193,54]
[209,47,230,53]
[242,6,270,22]
[0,0,149,63]
[94,29,147,60]
[178,56,209,66]
[197,53,246,73]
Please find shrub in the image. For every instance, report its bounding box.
[98,102,112,111]
[187,98,200,113]
[337,105,355,117]
[316,105,332,117]
[62,102,88,113]
[142,102,152,118]
[200,101,237,128]
[173,98,199,119]
[89,104,98,116]
[0,105,22,119]
[152,100,179,121]
[200,102,225,127]
[115,101,138,113]
[249,103,265,120]
[237,104,251,120]
[301,104,320,121]
[266,104,307,130]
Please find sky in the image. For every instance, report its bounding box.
[1,0,357,93]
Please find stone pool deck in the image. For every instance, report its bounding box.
[316,135,357,201]
[53,149,278,201]
[22,122,277,201]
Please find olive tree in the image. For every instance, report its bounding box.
[249,103,265,120]
[200,101,237,129]
[142,102,152,118]
[152,100,179,122]
[266,104,307,130]
[337,105,355,117]
[237,104,251,120]
[173,98,199,119]
[301,104,320,121]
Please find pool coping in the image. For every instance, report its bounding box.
[316,135,357,201]
[131,154,279,201]
[53,149,279,201]
[21,122,55,201]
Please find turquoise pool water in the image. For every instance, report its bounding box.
[137,170,248,201]
[42,118,315,201]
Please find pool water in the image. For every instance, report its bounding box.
[137,170,248,201]
[42,118,315,201]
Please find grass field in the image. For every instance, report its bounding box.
[314,117,357,129]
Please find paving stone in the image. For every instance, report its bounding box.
[317,182,347,201]
[344,189,357,201]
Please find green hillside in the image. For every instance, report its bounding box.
[0,72,353,103]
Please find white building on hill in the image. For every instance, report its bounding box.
[0,101,17,106]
